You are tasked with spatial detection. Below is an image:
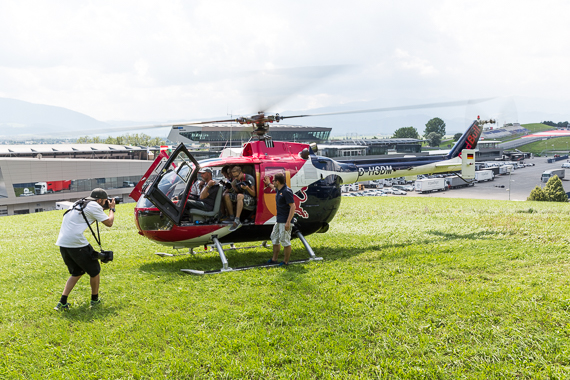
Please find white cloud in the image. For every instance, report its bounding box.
[0,0,569,126]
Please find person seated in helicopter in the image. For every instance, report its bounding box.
[219,165,234,219]
[226,166,256,232]
[186,168,219,212]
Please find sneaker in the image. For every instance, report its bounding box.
[54,302,69,311]
[278,261,289,266]
[90,299,102,308]
[221,215,235,224]
[228,219,242,232]
[266,259,277,264]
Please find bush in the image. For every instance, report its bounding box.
[527,186,548,201]
[544,175,568,202]
[527,176,568,202]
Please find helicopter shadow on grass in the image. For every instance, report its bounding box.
[137,230,503,276]
[427,229,503,241]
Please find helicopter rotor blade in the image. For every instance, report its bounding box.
[244,65,353,113]
[278,97,496,120]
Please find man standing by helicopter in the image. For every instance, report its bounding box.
[263,173,296,266]
[226,166,256,231]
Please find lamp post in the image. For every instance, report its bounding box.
[508,171,514,201]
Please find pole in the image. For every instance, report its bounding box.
[508,170,511,201]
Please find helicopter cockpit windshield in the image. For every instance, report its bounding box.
[143,144,200,225]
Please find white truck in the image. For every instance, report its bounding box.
[19,188,35,197]
[415,178,447,193]
[56,201,74,210]
[474,170,494,182]
[542,169,565,183]
[499,165,513,175]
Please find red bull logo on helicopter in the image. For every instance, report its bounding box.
[293,186,309,218]
[358,165,393,178]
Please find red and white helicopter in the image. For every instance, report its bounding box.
[129,104,494,274]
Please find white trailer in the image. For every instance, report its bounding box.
[542,169,565,183]
[415,178,447,193]
[499,165,513,175]
[56,201,74,210]
[474,170,494,182]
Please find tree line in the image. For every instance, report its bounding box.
[75,133,166,146]
[542,121,569,129]
[392,117,459,147]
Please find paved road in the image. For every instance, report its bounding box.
[405,157,569,201]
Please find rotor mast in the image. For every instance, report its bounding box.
[234,111,283,139]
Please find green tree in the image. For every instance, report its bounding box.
[392,126,420,139]
[78,133,165,146]
[453,133,462,142]
[426,132,442,147]
[543,175,568,202]
[527,186,548,201]
[424,117,446,137]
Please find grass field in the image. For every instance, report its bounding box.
[516,136,570,155]
[2,198,570,378]
[522,123,553,134]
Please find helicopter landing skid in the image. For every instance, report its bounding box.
[181,234,322,275]
[154,247,197,257]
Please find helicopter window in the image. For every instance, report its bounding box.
[141,157,167,193]
[153,152,196,203]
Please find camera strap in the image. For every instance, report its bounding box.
[81,211,102,251]
[68,199,103,251]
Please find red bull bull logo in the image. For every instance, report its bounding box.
[293,186,309,218]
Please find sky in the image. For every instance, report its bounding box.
[1,0,570,135]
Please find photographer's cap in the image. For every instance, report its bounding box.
[86,188,108,200]
[199,167,212,174]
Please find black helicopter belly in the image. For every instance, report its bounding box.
[295,174,342,235]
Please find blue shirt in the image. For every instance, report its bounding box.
[276,185,295,223]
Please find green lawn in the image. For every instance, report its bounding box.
[1,198,570,378]
[515,136,570,155]
[522,123,553,134]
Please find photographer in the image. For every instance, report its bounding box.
[54,188,115,311]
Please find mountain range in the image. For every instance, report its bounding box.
[0,96,567,141]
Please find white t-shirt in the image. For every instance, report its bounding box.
[56,201,109,248]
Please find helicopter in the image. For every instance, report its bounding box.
[129,105,495,275]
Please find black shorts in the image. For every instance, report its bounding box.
[59,245,101,277]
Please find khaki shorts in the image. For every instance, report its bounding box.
[271,223,292,247]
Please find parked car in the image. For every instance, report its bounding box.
[392,189,407,195]
[561,163,570,169]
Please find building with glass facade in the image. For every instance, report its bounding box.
[168,124,331,150]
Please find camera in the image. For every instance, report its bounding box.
[93,249,114,263]
[238,180,252,188]
[103,197,121,210]
[220,178,232,190]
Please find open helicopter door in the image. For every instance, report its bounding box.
[129,149,171,202]
[142,144,200,225]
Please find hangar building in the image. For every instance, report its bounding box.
[0,144,151,216]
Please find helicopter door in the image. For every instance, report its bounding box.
[143,144,200,225]
[260,166,288,219]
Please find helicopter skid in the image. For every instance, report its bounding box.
[181,257,322,275]
[181,235,322,275]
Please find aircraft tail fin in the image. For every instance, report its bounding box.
[447,120,483,159]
